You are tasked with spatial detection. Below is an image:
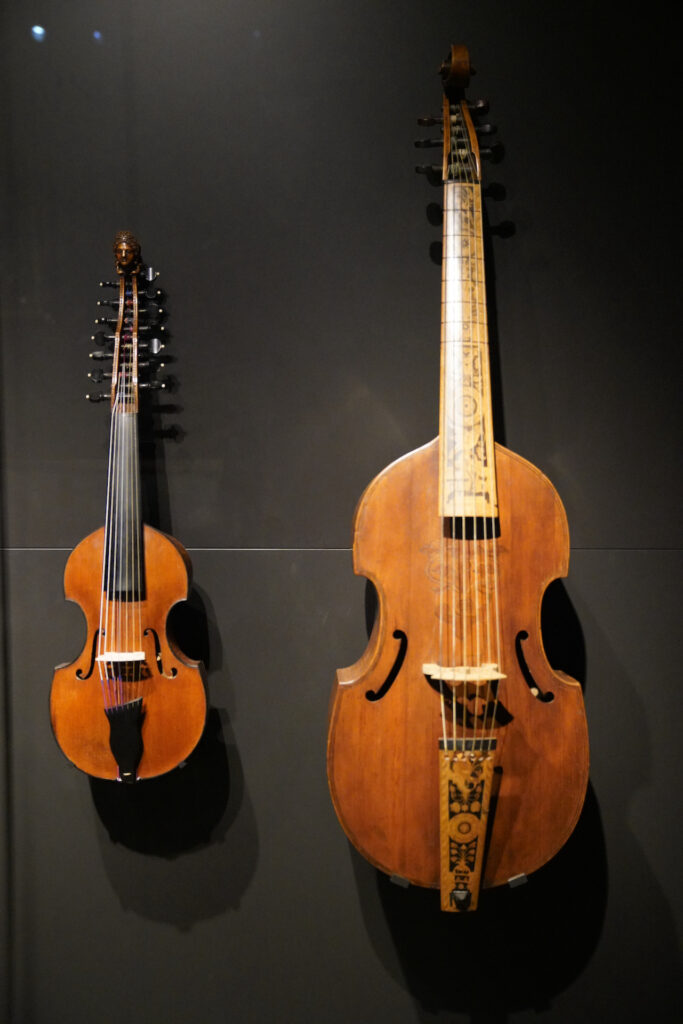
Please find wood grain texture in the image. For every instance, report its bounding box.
[50,525,206,781]
[327,438,589,890]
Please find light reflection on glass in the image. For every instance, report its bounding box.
[31,25,46,42]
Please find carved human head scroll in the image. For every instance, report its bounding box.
[113,230,142,274]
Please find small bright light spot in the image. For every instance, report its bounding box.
[31,25,46,41]
[93,30,103,42]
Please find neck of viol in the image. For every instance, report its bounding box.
[102,274,144,601]
[439,175,497,520]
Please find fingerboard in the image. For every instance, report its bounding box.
[438,180,498,518]
[104,272,143,600]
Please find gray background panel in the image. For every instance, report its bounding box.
[1,1,681,1021]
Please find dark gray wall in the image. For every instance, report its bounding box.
[2,2,681,1021]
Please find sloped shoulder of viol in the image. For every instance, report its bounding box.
[352,438,439,569]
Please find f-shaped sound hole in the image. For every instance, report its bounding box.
[76,629,100,680]
[143,627,178,679]
[365,630,407,702]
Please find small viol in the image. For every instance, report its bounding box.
[50,232,206,783]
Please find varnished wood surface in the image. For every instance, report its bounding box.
[327,438,589,890]
[50,525,206,781]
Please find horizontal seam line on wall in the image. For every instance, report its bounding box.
[2,546,682,553]
[0,546,353,553]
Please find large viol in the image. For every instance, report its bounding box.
[51,232,206,783]
[327,46,589,911]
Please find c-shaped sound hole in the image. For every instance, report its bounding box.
[365,630,407,702]
[515,630,554,702]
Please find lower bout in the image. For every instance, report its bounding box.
[50,667,206,782]
[327,690,588,891]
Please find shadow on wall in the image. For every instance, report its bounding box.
[345,550,604,1020]
[84,296,259,927]
[88,584,258,929]
[357,784,607,1022]
[348,576,683,1021]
